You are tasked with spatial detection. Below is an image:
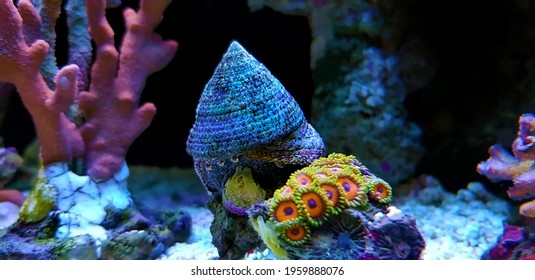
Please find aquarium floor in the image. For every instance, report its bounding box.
[0,167,511,260]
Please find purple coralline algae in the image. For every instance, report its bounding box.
[248,0,435,184]
[187,41,325,259]
[367,213,425,260]
[482,224,535,260]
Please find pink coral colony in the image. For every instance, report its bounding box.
[0,0,177,181]
[478,113,535,217]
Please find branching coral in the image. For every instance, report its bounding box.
[0,0,177,179]
[0,0,178,253]
[477,113,535,217]
[0,0,84,165]
[80,0,177,180]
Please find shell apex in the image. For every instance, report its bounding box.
[187,40,305,158]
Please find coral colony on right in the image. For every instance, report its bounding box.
[0,0,532,260]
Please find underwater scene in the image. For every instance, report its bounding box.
[0,0,534,260]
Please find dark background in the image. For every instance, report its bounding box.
[3,0,531,192]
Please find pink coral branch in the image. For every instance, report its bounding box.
[478,113,535,217]
[80,0,178,180]
[18,0,42,45]
[0,0,84,165]
[510,169,535,200]
[0,0,176,181]
[477,145,532,182]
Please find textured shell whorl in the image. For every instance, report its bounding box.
[186,41,306,159]
[244,121,326,165]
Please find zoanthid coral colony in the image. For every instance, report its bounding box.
[250,153,425,260]
[268,153,392,245]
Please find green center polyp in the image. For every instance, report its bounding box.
[223,166,266,208]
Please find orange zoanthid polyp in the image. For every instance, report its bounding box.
[274,200,299,222]
[301,192,325,218]
[320,184,339,207]
[295,173,313,188]
[371,182,390,200]
[338,177,359,201]
[285,225,307,241]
